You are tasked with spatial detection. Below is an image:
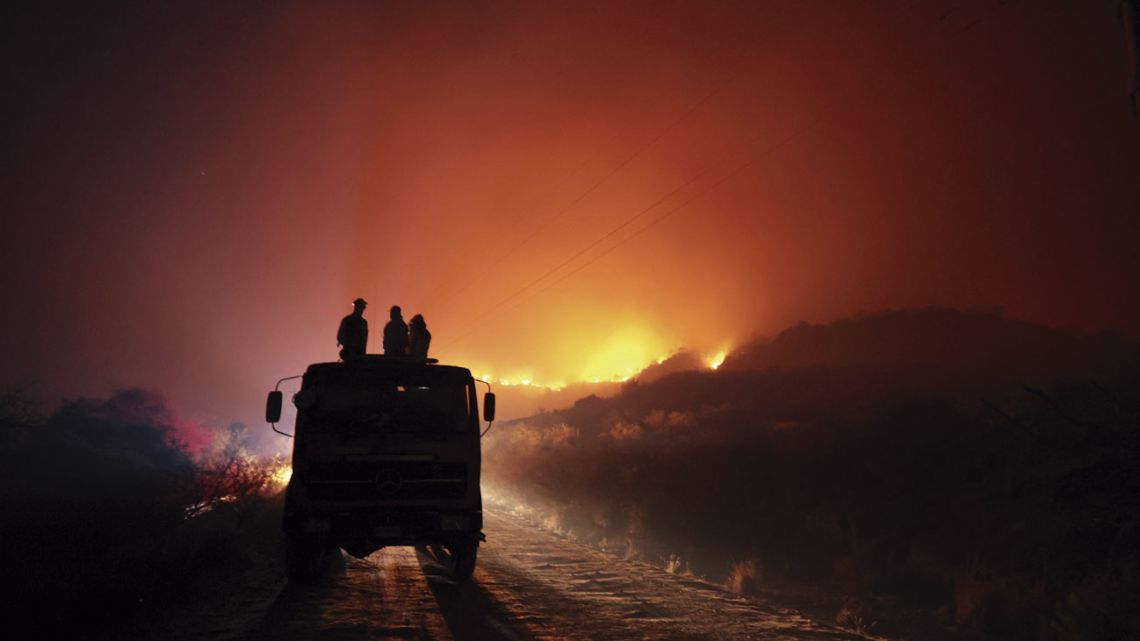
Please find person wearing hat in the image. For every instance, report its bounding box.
[383,305,408,356]
[337,298,369,360]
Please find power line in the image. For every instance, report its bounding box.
[425,15,774,318]
[437,113,824,351]
[430,63,742,316]
[420,144,605,311]
[435,12,857,351]
[512,118,824,312]
[440,136,739,341]
[438,1,1025,353]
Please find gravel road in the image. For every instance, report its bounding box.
[231,510,872,641]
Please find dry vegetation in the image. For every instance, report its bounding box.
[484,310,1140,640]
[0,388,284,639]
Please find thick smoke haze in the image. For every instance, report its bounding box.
[3,1,1139,431]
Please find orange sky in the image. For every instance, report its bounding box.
[3,1,1139,431]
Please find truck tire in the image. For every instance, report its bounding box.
[286,537,338,582]
[449,540,478,581]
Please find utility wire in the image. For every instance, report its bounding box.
[435,9,853,351]
[580,2,1023,289]
[508,117,824,313]
[439,139,734,343]
[437,113,824,351]
[431,65,741,315]
[438,1,1023,352]
[428,21,761,316]
[421,144,604,310]
[533,0,1025,301]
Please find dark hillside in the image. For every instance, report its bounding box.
[633,350,705,384]
[723,307,1138,380]
[484,310,1140,640]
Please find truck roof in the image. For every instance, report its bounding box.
[304,356,472,379]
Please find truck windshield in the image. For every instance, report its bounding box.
[303,374,471,433]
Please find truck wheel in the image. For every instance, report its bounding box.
[449,541,478,581]
[286,538,338,582]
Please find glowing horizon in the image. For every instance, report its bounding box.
[470,338,732,391]
[4,2,1138,437]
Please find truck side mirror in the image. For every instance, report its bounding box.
[266,391,283,423]
[482,392,496,422]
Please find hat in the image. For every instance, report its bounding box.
[352,298,367,307]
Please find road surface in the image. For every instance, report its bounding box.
[235,510,871,641]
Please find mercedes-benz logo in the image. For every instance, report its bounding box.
[374,469,402,495]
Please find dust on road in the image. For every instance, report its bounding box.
[238,510,872,641]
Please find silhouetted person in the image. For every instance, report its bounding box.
[337,298,368,360]
[408,314,431,358]
[383,305,408,356]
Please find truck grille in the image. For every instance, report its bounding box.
[305,461,468,501]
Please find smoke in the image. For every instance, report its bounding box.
[0,386,236,503]
[4,2,1139,434]
[91,388,214,455]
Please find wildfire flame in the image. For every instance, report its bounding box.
[269,461,292,489]
[705,351,727,370]
[475,340,732,388]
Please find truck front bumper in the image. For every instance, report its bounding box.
[284,507,484,556]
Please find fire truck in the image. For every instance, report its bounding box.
[266,356,494,581]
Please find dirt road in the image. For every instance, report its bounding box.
[227,509,871,641]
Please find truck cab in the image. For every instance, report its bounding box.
[266,356,493,581]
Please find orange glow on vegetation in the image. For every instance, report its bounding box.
[471,326,678,389]
[270,462,292,490]
[576,327,670,382]
[476,371,566,391]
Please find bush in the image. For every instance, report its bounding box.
[484,366,1140,640]
[0,388,284,638]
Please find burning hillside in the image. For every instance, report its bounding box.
[482,309,1140,639]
